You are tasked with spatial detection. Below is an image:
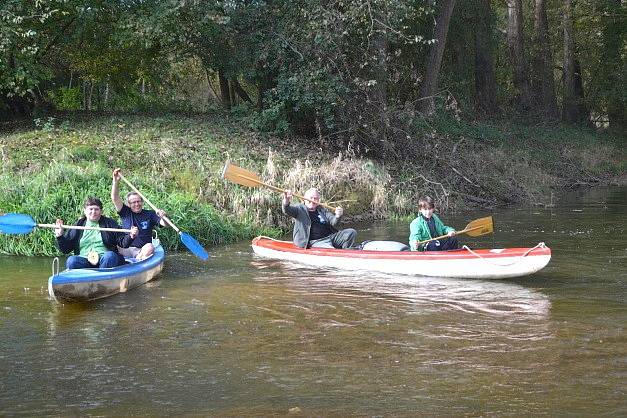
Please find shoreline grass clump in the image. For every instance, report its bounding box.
[0,158,278,256]
[217,151,396,231]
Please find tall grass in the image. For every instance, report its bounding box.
[0,159,277,256]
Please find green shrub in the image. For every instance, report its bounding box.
[48,87,82,111]
[0,160,269,256]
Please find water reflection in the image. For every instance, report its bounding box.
[250,258,551,318]
[246,260,554,389]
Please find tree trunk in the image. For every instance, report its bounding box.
[601,0,625,132]
[474,0,498,115]
[562,0,587,122]
[229,79,236,105]
[418,0,456,114]
[256,80,265,111]
[532,0,558,119]
[204,69,219,101]
[506,0,532,111]
[82,80,87,110]
[231,79,253,104]
[371,13,389,146]
[89,82,94,110]
[218,71,231,109]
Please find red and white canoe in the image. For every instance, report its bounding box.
[251,237,551,279]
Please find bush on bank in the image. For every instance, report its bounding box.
[0,159,277,256]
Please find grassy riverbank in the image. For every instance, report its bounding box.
[0,113,624,255]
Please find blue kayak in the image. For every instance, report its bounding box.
[48,245,165,303]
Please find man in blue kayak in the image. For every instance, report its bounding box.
[282,187,356,249]
[54,197,138,269]
[111,168,167,260]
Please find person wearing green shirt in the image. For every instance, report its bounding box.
[409,196,459,251]
[54,197,138,269]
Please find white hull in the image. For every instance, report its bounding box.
[252,239,551,279]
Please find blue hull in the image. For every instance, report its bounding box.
[48,245,165,302]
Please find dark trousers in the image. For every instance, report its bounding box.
[66,251,126,269]
[309,228,357,249]
[424,237,459,251]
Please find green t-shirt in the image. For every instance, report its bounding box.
[79,220,109,256]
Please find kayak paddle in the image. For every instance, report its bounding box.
[118,174,209,261]
[221,161,337,211]
[417,216,494,245]
[0,213,132,235]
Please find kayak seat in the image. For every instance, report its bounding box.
[123,252,155,264]
[355,240,410,251]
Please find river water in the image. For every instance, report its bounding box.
[1,187,625,416]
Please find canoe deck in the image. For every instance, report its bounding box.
[251,237,551,279]
[48,245,165,303]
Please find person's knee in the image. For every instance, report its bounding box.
[338,228,357,248]
[136,243,154,260]
[66,256,83,269]
[100,251,121,268]
[446,237,459,250]
[344,228,357,243]
[141,243,155,255]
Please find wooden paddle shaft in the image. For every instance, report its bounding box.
[235,172,337,212]
[118,174,181,234]
[38,223,131,233]
[417,224,484,245]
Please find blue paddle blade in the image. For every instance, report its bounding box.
[180,232,209,261]
[0,213,38,235]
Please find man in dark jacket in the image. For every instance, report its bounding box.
[54,197,138,269]
[282,188,356,249]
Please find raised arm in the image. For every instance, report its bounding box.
[111,168,124,212]
[281,190,299,218]
[326,206,344,227]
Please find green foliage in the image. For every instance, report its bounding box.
[33,117,70,133]
[48,87,82,111]
[1,0,625,138]
[108,89,194,113]
[248,101,290,136]
[0,154,266,256]
[0,0,57,97]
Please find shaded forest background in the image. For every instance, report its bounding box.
[1,0,624,156]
